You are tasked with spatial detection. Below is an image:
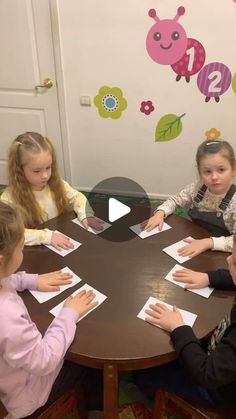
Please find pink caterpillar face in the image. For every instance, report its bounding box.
[146,19,187,65]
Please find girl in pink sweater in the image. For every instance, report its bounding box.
[0,201,98,418]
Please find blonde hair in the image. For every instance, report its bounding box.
[0,201,24,261]
[8,132,68,228]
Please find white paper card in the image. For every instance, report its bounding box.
[29,267,82,303]
[165,264,214,298]
[45,232,82,256]
[50,283,107,321]
[162,237,194,263]
[129,222,171,239]
[72,217,111,235]
[137,296,197,328]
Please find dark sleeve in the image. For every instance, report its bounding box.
[207,269,236,290]
[171,322,236,389]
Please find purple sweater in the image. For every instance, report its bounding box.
[0,272,79,418]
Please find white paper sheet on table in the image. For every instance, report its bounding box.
[29,267,82,303]
[45,232,82,256]
[129,222,171,239]
[137,296,197,328]
[165,264,214,298]
[162,236,194,263]
[72,217,111,234]
[50,283,107,321]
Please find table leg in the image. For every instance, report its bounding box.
[103,363,119,419]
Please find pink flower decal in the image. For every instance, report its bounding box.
[140,100,155,115]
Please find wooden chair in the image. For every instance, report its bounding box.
[152,389,236,419]
[0,388,87,419]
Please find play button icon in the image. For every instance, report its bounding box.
[108,198,131,222]
[85,176,151,242]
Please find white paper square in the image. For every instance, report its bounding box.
[50,283,107,321]
[165,264,214,298]
[45,232,82,256]
[162,237,194,263]
[129,222,171,239]
[137,296,197,328]
[72,217,111,235]
[29,267,82,303]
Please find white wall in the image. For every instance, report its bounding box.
[56,0,236,198]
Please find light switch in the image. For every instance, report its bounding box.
[80,95,91,106]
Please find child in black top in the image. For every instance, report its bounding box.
[134,235,236,407]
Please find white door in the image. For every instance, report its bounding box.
[0,0,65,184]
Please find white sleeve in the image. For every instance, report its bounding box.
[155,183,195,218]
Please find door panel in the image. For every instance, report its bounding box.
[0,0,64,184]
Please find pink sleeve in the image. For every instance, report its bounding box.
[8,271,38,291]
[2,295,79,376]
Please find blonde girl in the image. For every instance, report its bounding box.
[1,132,103,249]
[0,201,98,418]
[143,140,236,256]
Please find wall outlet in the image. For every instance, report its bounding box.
[80,95,91,106]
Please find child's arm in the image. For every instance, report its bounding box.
[9,271,73,292]
[62,180,94,220]
[63,180,104,230]
[171,323,236,388]
[211,235,233,253]
[145,303,236,388]
[142,183,195,231]
[2,290,97,375]
[2,300,78,375]
[25,228,74,249]
[172,268,235,290]
[155,183,195,218]
[25,227,53,245]
[178,237,214,258]
[210,208,236,253]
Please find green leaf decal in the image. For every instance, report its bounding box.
[155,113,186,142]
[232,73,236,93]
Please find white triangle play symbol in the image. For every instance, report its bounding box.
[108,197,131,222]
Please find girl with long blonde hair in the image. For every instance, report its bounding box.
[1,132,103,249]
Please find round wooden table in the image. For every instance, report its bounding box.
[21,210,234,419]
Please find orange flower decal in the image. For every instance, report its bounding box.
[205,128,221,140]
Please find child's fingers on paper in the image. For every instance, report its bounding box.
[140,219,149,230]
[51,278,72,286]
[173,268,190,276]
[52,243,62,251]
[74,290,87,299]
[145,308,159,318]
[178,245,192,256]
[150,303,168,312]
[59,272,73,279]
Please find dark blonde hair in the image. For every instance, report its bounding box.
[196,140,235,171]
[0,201,24,261]
[8,132,68,228]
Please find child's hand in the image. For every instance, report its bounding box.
[172,268,209,289]
[37,271,73,291]
[140,210,165,232]
[51,231,74,250]
[178,238,213,258]
[81,216,104,231]
[145,303,185,332]
[64,290,98,316]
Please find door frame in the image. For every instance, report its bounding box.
[49,0,72,183]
